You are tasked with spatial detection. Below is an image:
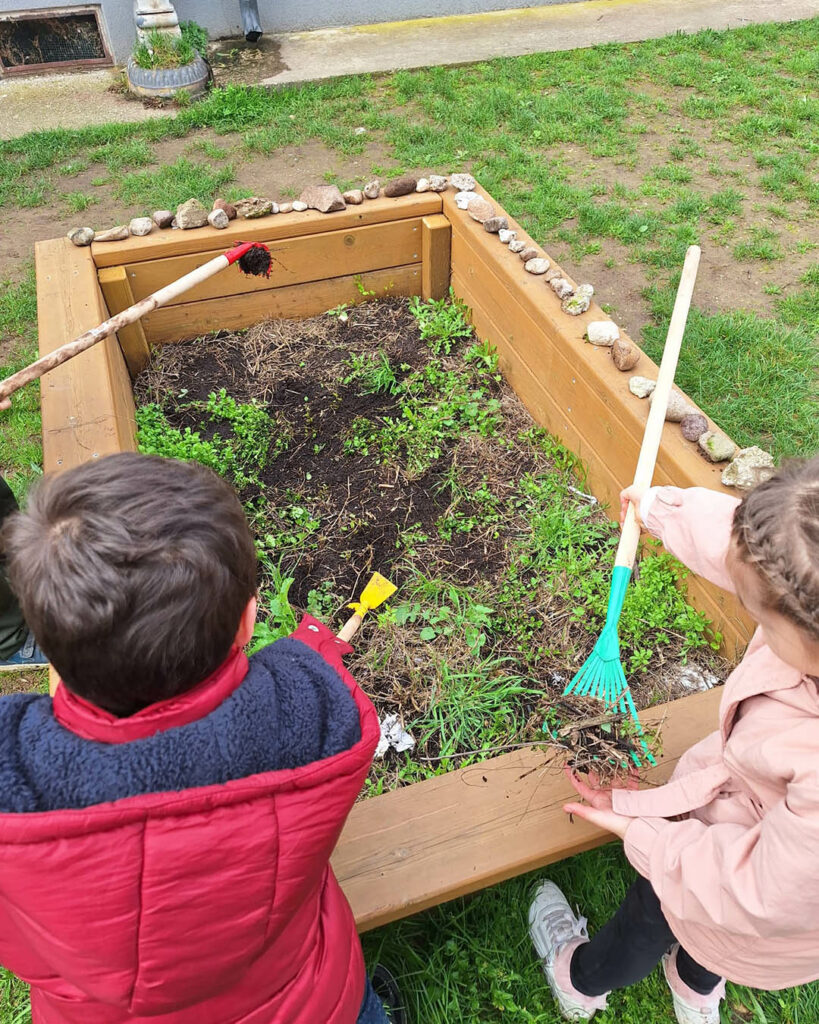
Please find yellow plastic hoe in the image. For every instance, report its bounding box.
[337,573,397,642]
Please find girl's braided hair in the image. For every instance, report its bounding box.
[731,454,819,640]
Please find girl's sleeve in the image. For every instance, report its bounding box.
[621,764,819,938]
[641,486,741,594]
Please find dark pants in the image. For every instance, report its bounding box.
[571,875,723,998]
[0,477,26,660]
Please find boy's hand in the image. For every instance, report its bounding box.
[619,485,647,528]
[563,768,634,841]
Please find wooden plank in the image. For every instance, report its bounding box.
[90,193,443,268]
[97,266,151,376]
[445,190,753,655]
[421,214,452,301]
[337,687,722,932]
[36,239,137,476]
[119,219,423,308]
[142,264,422,344]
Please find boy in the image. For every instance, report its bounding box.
[0,452,389,1024]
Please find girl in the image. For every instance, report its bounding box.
[528,456,819,1023]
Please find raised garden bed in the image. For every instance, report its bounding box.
[34,184,753,927]
[133,296,724,783]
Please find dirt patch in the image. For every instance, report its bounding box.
[207,36,290,86]
[0,669,46,698]
[134,298,725,783]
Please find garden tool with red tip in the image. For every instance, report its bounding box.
[0,241,272,410]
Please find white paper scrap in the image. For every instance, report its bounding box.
[375,714,416,758]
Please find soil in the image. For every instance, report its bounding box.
[135,299,725,782]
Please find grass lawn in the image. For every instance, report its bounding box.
[0,14,817,1023]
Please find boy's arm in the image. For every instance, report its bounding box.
[640,486,741,594]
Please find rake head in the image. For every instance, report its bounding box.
[565,621,629,707]
[562,565,656,767]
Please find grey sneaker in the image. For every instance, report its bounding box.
[663,946,726,1024]
[0,631,48,672]
[529,881,608,1020]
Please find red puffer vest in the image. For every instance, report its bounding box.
[0,617,379,1023]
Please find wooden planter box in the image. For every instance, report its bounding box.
[35,187,749,930]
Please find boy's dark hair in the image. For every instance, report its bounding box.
[1,453,257,715]
[732,454,819,641]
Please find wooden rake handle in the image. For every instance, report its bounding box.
[615,244,701,570]
[0,242,259,409]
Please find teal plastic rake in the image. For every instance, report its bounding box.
[564,245,702,766]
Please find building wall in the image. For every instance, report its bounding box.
[1,1,585,64]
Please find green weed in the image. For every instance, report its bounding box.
[135,388,279,488]
[408,291,472,355]
[63,191,96,214]
[248,558,299,653]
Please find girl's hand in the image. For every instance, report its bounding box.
[563,769,634,841]
[619,485,647,528]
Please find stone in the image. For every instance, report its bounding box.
[519,246,540,262]
[129,217,153,237]
[416,178,430,193]
[525,257,550,275]
[484,215,508,233]
[562,291,591,316]
[363,180,381,200]
[279,202,294,214]
[428,175,448,192]
[67,227,94,247]
[576,283,595,299]
[508,240,526,254]
[611,337,641,371]
[384,175,418,197]
[94,225,130,242]
[498,229,517,244]
[213,198,237,220]
[176,198,209,229]
[454,190,479,210]
[450,172,477,192]
[721,446,776,491]
[467,197,495,223]
[299,185,346,214]
[235,197,275,219]
[152,210,175,228]
[171,218,178,229]
[680,412,709,442]
[698,430,737,463]
[550,278,574,300]
[586,321,619,346]
[343,189,364,205]
[292,200,308,212]
[545,267,562,282]
[629,376,656,399]
[207,208,230,229]
[649,388,694,422]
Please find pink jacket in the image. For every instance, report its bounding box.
[0,616,379,1023]
[612,487,819,989]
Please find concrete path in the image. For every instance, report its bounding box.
[1,0,816,140]
[262,0,819,85]
[0,71,168,142]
